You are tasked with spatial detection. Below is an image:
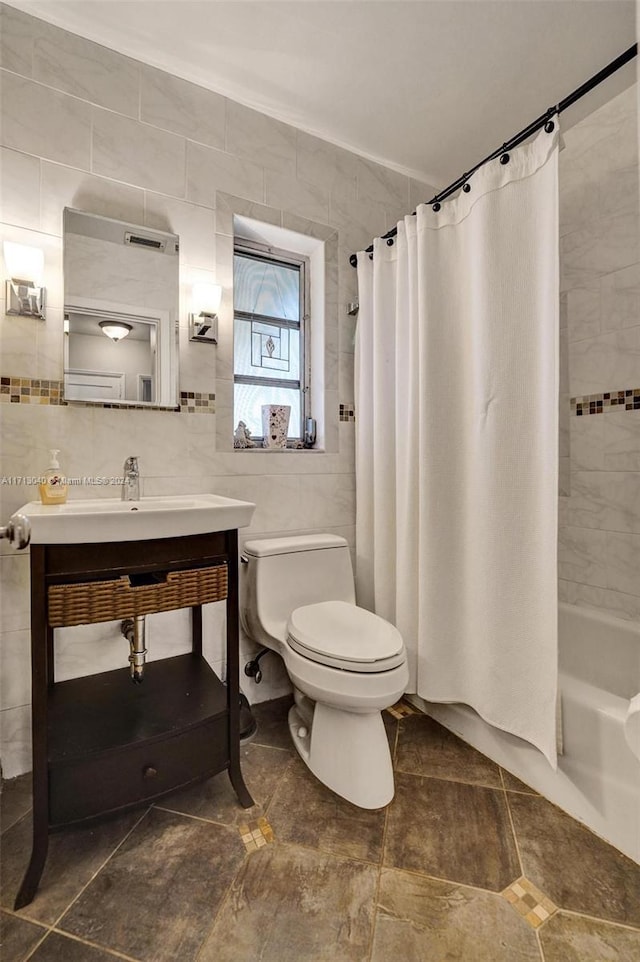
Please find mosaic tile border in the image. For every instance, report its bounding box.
[502,877,558,929]
[339,403,355,422]
[0,377,215,413]
[238,816,275,853]
[571,388,640,415]
[179,391,216,414]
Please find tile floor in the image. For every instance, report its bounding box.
[1,698,639,961]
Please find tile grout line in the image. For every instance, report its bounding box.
[535,927,547,962]
[43,926,143,962]
[558,907,640,933]
[502,783,526,880]
[13,918,51,962]
[365,721,398,962]
[48,805,153,933]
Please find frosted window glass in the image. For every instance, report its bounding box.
[234,254,299,321]
[234,383,301,438]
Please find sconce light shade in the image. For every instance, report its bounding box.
[189,282,222,344]
[99,320,133,342]
[3,241,46,319]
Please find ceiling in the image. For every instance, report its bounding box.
[7,1,637,185]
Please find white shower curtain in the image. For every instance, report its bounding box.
[356,124,560,765]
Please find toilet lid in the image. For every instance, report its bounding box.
[287,601,405,671]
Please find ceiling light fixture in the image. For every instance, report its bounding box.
[99,320,133,342]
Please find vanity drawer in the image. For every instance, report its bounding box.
[49,716,229,827]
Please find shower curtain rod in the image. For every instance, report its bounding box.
[349,43,637,267]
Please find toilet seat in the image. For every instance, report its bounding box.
[287,600,405,673]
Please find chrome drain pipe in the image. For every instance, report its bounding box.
[121,616,148,684]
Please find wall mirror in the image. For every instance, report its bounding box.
[63,208,179,407]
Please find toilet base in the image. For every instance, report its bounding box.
[288,702,395,809]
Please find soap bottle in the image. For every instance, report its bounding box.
[39,449,68,505]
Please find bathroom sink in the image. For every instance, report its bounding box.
[13,494,256,544]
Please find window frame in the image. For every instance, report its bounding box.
[233,237,311,444]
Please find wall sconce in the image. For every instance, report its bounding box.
[189,282,222,344]
[3,241,46,319]
[99,320,132,342]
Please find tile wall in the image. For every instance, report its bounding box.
[558,82,640,620]
[0,3,435,776]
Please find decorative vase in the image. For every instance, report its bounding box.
[262,404,290,449]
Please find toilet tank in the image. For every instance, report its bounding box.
[241,534,356,649]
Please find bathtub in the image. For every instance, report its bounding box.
[413,602,640,863]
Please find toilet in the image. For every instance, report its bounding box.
[241,534,409,809]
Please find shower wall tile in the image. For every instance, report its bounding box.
[356,157,409,208]
[569,326,640,397]
[409,177,438,211]
[603,411,640,471]
[566,288,600,342]
[32,18,139,117]
[265,171,330,224]
[296,131,358,201]
[186,141,265,208]
[0,71,91,169]
[561,213,639,279]
[140,65,226,149]
[226,100,296,178]
[144,193,216,270]
[40,162,145,236]
[0,2,34,75]
[567,471,640,535]
[0,147,40,230]
[92,108,186,196]
[558,580,640,621]
[604,531,640,598]
[558,525,608,588]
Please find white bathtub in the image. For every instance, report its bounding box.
[414,602,640,863]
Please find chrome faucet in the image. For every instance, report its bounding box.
[122,456,140,501]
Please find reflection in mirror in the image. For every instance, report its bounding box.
[63,209,179,407]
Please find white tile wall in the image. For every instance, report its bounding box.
[0,6,413,775]
[559,83,640,622]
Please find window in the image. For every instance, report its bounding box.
[233,240,309,442]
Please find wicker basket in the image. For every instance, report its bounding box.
[48,565,228,628]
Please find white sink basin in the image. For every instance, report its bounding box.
[14,494,256,544]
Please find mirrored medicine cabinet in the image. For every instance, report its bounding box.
[63,208,180,407]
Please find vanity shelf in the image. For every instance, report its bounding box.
[15,528,253,910]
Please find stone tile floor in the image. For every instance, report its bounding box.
[1,697,639,961]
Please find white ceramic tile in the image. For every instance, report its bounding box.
[186,141,264,208]
[295,131,358,201]
[146,609,192,661]
[600,285,640,333]
[211,473,301,534]
[144,192,215,270]
[603,411,640,471]
[0,704,31,777]
[184,413,220,477]
[558,524,608,587]
[566,288,601,341]
[0,628,30,710]
[214,375,234,452]
[329,196,389,255]
[569,413,605,471]
[226,101,296,178]
[356,156,408,208]
[560,85,638,181]
[92,108,186,197]
[561,213,639,278]
[265,171,329,224]
[605,531,640,597]
[0,311,38,378]
[35,306,64,380]
[202,600,226,666]
[300,473,355,528]
[568,470,640,534]
[1,71,91,169]
[0,3,34,76]
[55,621,128,681]
[559,330,569,395]
[559,292,568,332]
[32,402,95,483]
[0,553,30,632]
[1,147,40,229]
[559,580,640,621]
[40,162,145,237]
[33,19,139,116]
[215,191,280,238]
[558,456,570,498]
[569,326,640,397]
[91,408,189,479]
[338,351,354,400]
[140,64,225,149]
[600,165,639,223]
[559,394,570,459]
[607,262,640,293]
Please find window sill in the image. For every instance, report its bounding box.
[232,446,324,453]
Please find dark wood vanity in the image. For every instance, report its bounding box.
[15,528,253,910]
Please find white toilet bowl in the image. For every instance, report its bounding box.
[241,536,409,808]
